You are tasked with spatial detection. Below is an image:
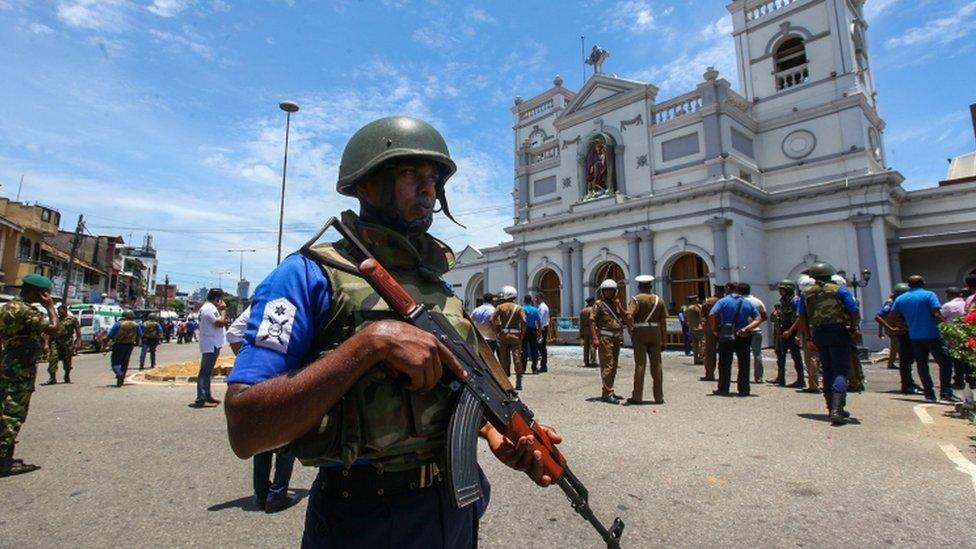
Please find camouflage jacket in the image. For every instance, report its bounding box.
[53,315,81,345]
[0,298,48,350]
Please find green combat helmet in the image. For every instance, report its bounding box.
[122,311,134,320]
[336,116,463,225]
[777,279,797,292]
[893,282,910,296]
[806,262,837,282]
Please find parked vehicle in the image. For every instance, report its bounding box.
[69,303,123,352]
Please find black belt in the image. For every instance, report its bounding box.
[318,462,442,500]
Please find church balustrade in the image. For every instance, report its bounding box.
[653,93,703,124]
[530,143,560,164]
[520,99,554,121]
[774,63,809,90]
[745,0,797,22]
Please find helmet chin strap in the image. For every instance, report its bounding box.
[435,183,466,228]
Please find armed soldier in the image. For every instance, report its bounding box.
[796,275,822,393]
[139,314,164,370]
[579,297,596,367]
[0,274,60,477]
[591,279,625,404]
[626,275,667,404]
[491,285,527,389]
[223,117,561,547]
[768,280,804,388]
[43,305,81,385]
[684,295,704,365]
[797,263,860,425]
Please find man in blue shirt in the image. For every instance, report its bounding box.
[223,117,560,548]
[708,282,762,396]
[797,263,860,424]
[893,275,957,402]
[522,295,543,374]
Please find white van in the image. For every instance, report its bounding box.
[69,304,124,352]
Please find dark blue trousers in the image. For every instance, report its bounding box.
[812,324,850,401]
[110,344,134,377]
[253,449,295,503]
[775,335,803,383]
[911,338,954,398]
[301,466,490,548]
[895,334,918,390]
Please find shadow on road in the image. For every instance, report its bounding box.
[797,413,862,425]
[207,489,309,512]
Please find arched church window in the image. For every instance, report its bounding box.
[774,36,809,90]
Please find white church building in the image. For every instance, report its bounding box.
[443,0,976,350]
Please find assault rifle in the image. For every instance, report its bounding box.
[303,217,624,549]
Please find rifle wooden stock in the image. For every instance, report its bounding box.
[359,258,418,317]
[504,413,566,480]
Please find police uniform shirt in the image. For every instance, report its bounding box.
[709,295,760,331]
[227,254,333,386]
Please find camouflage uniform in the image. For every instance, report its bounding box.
[0,299,48,451]
[591,298,624,398]
[47,314,80,382]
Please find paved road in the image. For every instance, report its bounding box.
[2,342,974,548]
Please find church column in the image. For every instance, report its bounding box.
[558,242,574,317]
[516,248,528,300]
[623,231,641,297]
[613,145,627,196]
[851,214,883,349]
[482,262,490,296]
[571,240,584,311]
[516,141,531,222]
[706,217,731,285]
[887,244,903,284]
[638,228,655,292]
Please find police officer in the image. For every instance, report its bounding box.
[491,285,527,389]
[626,275,667,404]
[223,116,560,547]
[579,297,596,367]
[768,280,804,388]
[591,279,625,404]
[684,296,704,365]
[0,274,60,477]
[108,311,142,387]
[43,305,81,385]
[139,314,164,370]
[699,287,722,381]
[797,262,861,425]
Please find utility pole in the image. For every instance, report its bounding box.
[227,248,257,281]
[61,214,85,305]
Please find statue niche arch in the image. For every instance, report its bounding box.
[578,132,617,200]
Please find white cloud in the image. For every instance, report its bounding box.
[886,1,976,48]
[147,0,194,18]
[56,0,129,32]
[467,7,496,24]
[863,0,899,20]
[412,27,457,48]
[699,15,732,40]
[604,1,659,33]
[29,23,55,34]
[210,0,229,12]
[629,16,737,97]
[149,27,213,59]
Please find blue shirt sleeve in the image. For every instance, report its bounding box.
[797,295,807,315]
[710,297,727,317]
[108,322,119,338]
[877,303,892,317]
[837,286,859,314]
[136,324,144,337]
[228,253,332,386]
[926,291,941,311]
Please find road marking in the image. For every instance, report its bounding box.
[939,443,976,497]
[913,404,935,425]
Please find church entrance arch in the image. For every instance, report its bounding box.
[533,268,562,317]
[591,260,626,309]
[668,253,711,310]
[465,274,484,312]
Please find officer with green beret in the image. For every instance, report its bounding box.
[797,262,861,425]
[224,116,561,547]
[43,305,81,385]
[0,274,60,477]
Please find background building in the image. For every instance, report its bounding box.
[443,0,976,350]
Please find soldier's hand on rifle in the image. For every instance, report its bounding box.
[483,422,562,487]
[368,320,467,392]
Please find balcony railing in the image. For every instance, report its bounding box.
[530,144,560,164]
[745,0,797,22]
[653,92,703,124]
[774,63,809,91]
[520,99,554,121]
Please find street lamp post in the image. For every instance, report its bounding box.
[212,270,232,291]
[227,248,257,281]
[277,100,300,265]
[844,268,872,360]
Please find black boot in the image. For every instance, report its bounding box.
[829,393,845,426]
[41,376,57,386]
[515,374,523,391]
[0,445,40,477]
[116,375,124,387]
[63,370,72,384]
[841,394,851,418]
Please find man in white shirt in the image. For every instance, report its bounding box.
[535,294,550,373]
[470,293,498,354]
[191,288,227,408]
[739,283,768,384]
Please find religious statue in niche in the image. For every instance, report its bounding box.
[584,134,615,198]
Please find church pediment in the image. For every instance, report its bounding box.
[453,244,483,266]
[557,74,657,126]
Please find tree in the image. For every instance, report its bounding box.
[165,298,185,315]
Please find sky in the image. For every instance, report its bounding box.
[1,0,973,293]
